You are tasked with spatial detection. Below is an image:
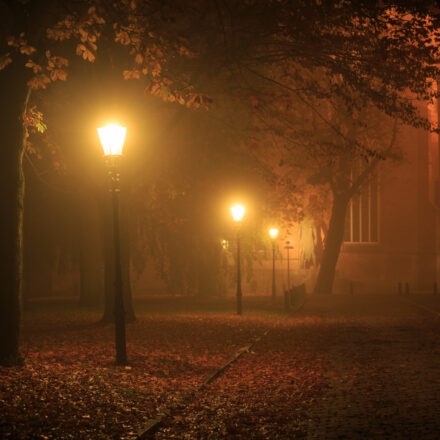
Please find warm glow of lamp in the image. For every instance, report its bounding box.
[97,123,127,156]
[230,204,246,222]
[269,228,279,239]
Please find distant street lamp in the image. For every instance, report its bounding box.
[231,204,245,315]
[269,228,279,305]
[285,240,294,290]
[97,123,128,365]
[221,239,229,251]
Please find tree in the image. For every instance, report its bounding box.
[116,0,440,295]
[0,0,102,365]
[0,0,206,364]
[245,69,401,293]
[194,1,440,294]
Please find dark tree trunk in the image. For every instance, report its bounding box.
[0,66,30,365]
[78,191,104,307]
[313,193,349,295]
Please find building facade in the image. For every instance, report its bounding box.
[335,103,440,294]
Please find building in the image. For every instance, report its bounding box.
[336,102,440,295]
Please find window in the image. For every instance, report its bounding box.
[344,173,379,243]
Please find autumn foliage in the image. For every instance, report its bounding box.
[0,300,326,439]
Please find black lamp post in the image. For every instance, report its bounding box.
[97,123,128,365]
[285,240,294,290]
[231,203,245,315]
[269,228,279,305]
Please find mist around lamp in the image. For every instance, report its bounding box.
[230,204,245,315]
[97,123,128,365]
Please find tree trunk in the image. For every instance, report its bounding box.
[0,66,30,365]
[313,193,349,295]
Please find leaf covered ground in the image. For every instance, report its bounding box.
[0,297,327,439]
[4,294,438,439]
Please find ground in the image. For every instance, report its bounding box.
[1,294,440,439]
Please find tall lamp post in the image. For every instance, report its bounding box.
[97,123,128,365]
[285,240,294,290]
[231,204,245,315]
[269,228,279,305]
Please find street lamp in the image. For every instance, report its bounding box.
[231,203,245,315]
[285,240,294,290]
[97,123,128,365]
[269,228,279,305]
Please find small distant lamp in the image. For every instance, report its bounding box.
[230,204,246,315]
[285,240,294,290]
[269,228,279,305]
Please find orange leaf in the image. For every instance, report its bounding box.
[0,54,12,71]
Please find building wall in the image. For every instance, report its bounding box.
[336,118,440,294]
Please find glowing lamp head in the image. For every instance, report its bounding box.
[230,204,246,222]
[97,123,127,156]
[269,228,279,239]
